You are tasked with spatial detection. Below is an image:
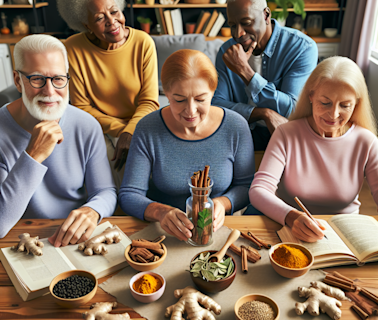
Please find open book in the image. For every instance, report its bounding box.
[277,214,378,269]
[0,221,131,301]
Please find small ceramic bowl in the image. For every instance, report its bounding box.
[269,242,314,278]
[324,28,337,38]
[189,250,236,293]
[234,293,280,320]
[129,271,166,303]
[49,270,97,308]
[125,243,167,272]
[221,27,231,37]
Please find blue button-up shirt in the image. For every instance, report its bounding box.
[212,20,318,127]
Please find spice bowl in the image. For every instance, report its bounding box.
[129,271,166,303]
[49,270,98,308]
[269,242,314,278]
[189,250,236,293]
[125,243,167,271]
[234,293,279,320]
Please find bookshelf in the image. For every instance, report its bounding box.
[126,1,345,42]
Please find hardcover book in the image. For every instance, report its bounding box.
[208,12,226,37]
[203,10,218,37]
[0,221,131,301]
[195,11,211,34]
[277,214,378,269]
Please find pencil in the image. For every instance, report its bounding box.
[294,197,328,240]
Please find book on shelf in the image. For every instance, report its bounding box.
[208,11,226,37]
[155,8,167,34]
[170,8,184,36]
[0,221,131,301]
[163,10,174,36]
[195,11,211,34]
[277,214,378,269]
[203,10,218,37]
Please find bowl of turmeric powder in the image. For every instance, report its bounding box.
[129,271,166,303]
[269,243,314,278]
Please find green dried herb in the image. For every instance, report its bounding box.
[189,251,234,281]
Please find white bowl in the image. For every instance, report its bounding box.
[129,271,166,303]
[324,28,337,38]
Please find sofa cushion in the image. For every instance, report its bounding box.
[151,34,223,92]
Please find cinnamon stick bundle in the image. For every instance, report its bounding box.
[324,274,356,291]
[247,231,271,249]
[352,305,369,320]
[128,236,165,263]
[241,231,262,250]
[229,244,261,263]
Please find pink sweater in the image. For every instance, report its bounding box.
[249,118,378,225]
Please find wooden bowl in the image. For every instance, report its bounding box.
[269,243,313,278]
[234,293,279,320]
[124,243,167,272]
[129,271,166,303]
[189,250,236,293]
[49,270,97,308]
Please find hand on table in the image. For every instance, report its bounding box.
[26,120,64,163]
[285,209,324,242]
[48,207,100,247]
[222,42,257,85]
[213,198,226,232]
[112,132,132,171]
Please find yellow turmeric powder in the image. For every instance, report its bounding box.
[272,244,310,268]
[133,274,162,294]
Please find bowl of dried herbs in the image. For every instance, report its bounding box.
[189,251,236,293]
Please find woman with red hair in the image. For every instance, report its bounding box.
[119,49,255,241]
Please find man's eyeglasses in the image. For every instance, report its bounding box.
[17,70,70,89]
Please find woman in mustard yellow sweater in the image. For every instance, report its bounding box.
[57,0,159,188]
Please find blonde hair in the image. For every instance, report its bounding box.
[290,56,377,135]
[14,34,69,73]
[161,49,218,93]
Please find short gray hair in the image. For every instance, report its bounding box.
[227,0,267,10]
[57,0,126,32]
[14,34,69,73]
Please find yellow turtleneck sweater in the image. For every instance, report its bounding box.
[64,28,159,137]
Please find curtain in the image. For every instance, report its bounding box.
[339,0,377,75]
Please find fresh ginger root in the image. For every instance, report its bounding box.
[82,302,130,320]
[11,233,44,256]
[296,281,350,320]
[165,286,221,320]
[78,226,122,255]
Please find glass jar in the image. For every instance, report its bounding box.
[186,180,214,246]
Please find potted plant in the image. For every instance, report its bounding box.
[137,16,152,34]
[268,0,306,26]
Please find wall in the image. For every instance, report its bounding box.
[367,58,378,120]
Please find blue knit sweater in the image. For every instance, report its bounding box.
[0,104,117,238]
[119,107,255,220]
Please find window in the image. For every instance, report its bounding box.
[371,3,378,60]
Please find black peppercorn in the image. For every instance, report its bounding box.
[53,275,95,299]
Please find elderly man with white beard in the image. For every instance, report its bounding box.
[0,34,117,246]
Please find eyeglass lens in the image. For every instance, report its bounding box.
[29,75,68,89]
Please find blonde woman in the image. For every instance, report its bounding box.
[249,56,378,242]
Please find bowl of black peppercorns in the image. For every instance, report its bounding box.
[49,270,98,308]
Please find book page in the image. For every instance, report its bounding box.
[1,239,76,292]
[59,222,131,276]
[329,214,378,262]
[277,220,356,258]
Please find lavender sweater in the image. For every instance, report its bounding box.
[119,108,255,220]
[0,104,117,238]
[249,118,378,225]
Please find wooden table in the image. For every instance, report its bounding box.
[1,216,377,319]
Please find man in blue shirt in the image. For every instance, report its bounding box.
[212,0,318,150]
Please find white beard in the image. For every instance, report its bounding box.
[20,80,69,121]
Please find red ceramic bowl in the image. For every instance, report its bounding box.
[189,250,236,293]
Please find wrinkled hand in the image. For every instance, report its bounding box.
[158,206,194,241]
[213,198,226,232]
[26,120,64,163]
[264,109,288,134]
[112,132,132,171]
[222,42,256,85]
[48,207,100,247]
[288,210,324,243]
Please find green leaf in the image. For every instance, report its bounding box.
[197,220,204,229]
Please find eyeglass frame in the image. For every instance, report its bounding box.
[17,70,70,89]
